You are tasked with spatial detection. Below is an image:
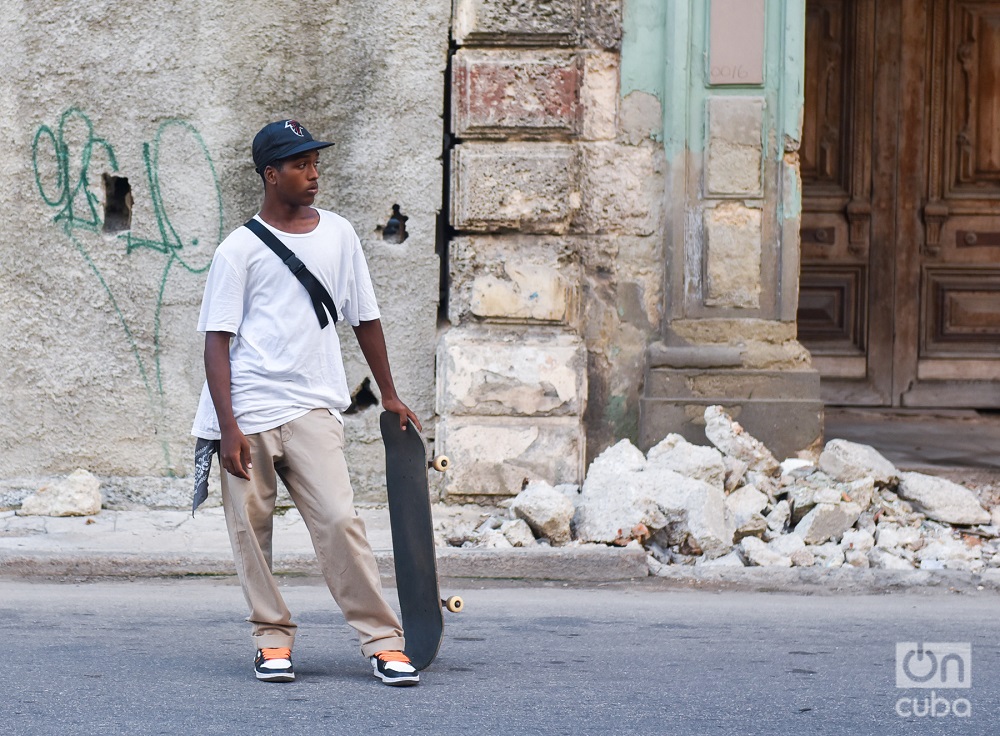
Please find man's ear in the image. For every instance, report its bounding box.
[264,164,278,186]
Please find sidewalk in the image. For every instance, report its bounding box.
[0,504,648,582]
[5,504,1000,593]
[4,410,1000,590]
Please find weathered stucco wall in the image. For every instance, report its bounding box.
[0,0,448,501]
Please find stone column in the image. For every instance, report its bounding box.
[638,0,822,459]
[440,0,658,497]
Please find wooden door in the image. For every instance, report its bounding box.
[798,0,1000,407]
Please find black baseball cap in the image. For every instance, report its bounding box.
[252,119,333,173]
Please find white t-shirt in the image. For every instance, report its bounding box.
[191,208,380,439]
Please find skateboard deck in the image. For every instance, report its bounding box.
[380,411,457,671]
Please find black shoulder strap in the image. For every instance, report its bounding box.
[244,218,338,328]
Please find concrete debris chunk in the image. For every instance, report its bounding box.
[813,487,844,505]
[733,513,768,542]
[703,406,779,476]
[784,471,837,524]
[768,532,806,557]
[844,549,870,568]
[500,519,537,547]
[916,537,982,568]
[840,477,875,511]
[868,548,914,570]
[780,458,815,475]
[840,528,875,553]
[725,485,769,532]
[510,480,575,546]
[739,536,792,567]
[647,434,726,490]
[584,439,648,488]
[789,548,815,567]
[766,499,790,532]
[874,523,923,550]
[723,456,749,493]
[574,455,681,545]
[659,477,730,558]
[818,439,898,485]
[696,550,746,568]
[477,528,514,548]
[18,469,102,517]
[794,502,863,545]
[897,472,991,526]
[810,542,845,569]
[575,444,731,557]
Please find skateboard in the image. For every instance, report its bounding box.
[380,411,463,671]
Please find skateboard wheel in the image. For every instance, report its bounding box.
[431,455,450,472]
[444,595,464,613]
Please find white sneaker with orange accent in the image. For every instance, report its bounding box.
[254,647,295,682]
[370,650,420,686]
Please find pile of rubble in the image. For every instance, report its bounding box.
[448,406,999,574]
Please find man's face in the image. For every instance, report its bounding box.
[267,150,320,205]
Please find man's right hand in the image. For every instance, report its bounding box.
[220,428,253,480]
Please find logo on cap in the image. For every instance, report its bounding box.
[284,120,305,137]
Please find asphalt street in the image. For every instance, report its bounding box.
[2,577,998,735]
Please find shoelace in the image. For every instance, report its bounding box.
[374,650,411,663]
[260,647,291,661]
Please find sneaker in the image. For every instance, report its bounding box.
[370,651,420,686]
[254,647,295,682]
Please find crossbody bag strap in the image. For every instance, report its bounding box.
[244,218,339,328]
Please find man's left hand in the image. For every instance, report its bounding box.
[383,396,422,432]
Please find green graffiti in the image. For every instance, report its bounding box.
[32,109,223,474]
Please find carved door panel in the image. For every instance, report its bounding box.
[798,0,1000,407]
[901,0,1000,406]
[799,0,885,404]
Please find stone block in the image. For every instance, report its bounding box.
[453,50,581,139]
[453,0,581,46]
[582,0,622,49]
[579,143,664,236]
[580,51,617,141]
[706,96,763,196]
[436,328,587,416]
[639,368,823,461]
[472,263,571,322]
[437,416,584,496]
[704,202,762,308]
[451,143,580,233]
[448,236,580,324]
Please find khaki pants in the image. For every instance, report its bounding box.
[220,408,405,657]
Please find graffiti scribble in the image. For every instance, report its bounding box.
[32,109,223,473]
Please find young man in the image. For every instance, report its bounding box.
[191,119,421,686]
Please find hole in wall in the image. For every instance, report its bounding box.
[344,377,379,415]
[375,204,408,243]
[102,174,133,233]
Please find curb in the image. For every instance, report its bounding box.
[0,546,650,582]
[5,548,1000,593]
[645,566,1000,594]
